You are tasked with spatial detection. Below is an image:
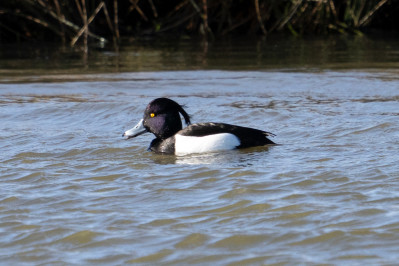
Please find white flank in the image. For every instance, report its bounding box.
[175,133,240,155]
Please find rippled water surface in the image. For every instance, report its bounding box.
[1,37,399,264]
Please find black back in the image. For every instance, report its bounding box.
[178,122,275,147]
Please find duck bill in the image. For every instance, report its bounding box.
[123,119,147,139]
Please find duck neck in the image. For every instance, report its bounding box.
[161,114,182,139]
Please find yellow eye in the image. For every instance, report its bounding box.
[150,113,155,118]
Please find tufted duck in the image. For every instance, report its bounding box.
[123,98,275,155]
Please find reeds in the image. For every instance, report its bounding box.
[0,0,394,44]
[0,0,117,47]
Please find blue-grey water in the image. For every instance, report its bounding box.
[1,37,399,264]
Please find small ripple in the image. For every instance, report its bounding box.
[289,230,346,246]
[0,196,19,204]
[212,234,269,250]
[174,233,209,249]
[348,122,393,135]
[352,208,387,217]
[126,249,173,263]
[58,230,102,245]
[200,200,252,215]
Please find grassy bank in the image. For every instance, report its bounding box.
[0,0,397,45]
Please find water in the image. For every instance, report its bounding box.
[1,36,399,264]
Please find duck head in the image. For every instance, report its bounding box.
[123,98,191,140]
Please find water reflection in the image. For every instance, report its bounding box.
[1,35,399,80]
[148,146,274,166]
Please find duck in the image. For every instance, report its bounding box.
[122,98,276,155]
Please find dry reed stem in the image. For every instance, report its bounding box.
[74,0,84,18]
[311,0,323,29]
[188,0,201,14]
[277,0,303,30]
[173,0,189,13]
[359,0,389,26]
[222,15,252,35]
[71,1,105,47]
[53,0,66,42]
[114,0,120,40]
[329,0,338,21]
[102,2,115,33]
[148,0,158,18]
[157,13,196,33]
[18,13,51,30]
[101,1,118,45]
[201,0,210,36]
[255,0,267,35]
[81,0,88,53]
[128,0,148,21]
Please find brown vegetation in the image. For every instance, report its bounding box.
[0,0,397,45]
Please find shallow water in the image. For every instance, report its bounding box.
[1,37,399,264]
